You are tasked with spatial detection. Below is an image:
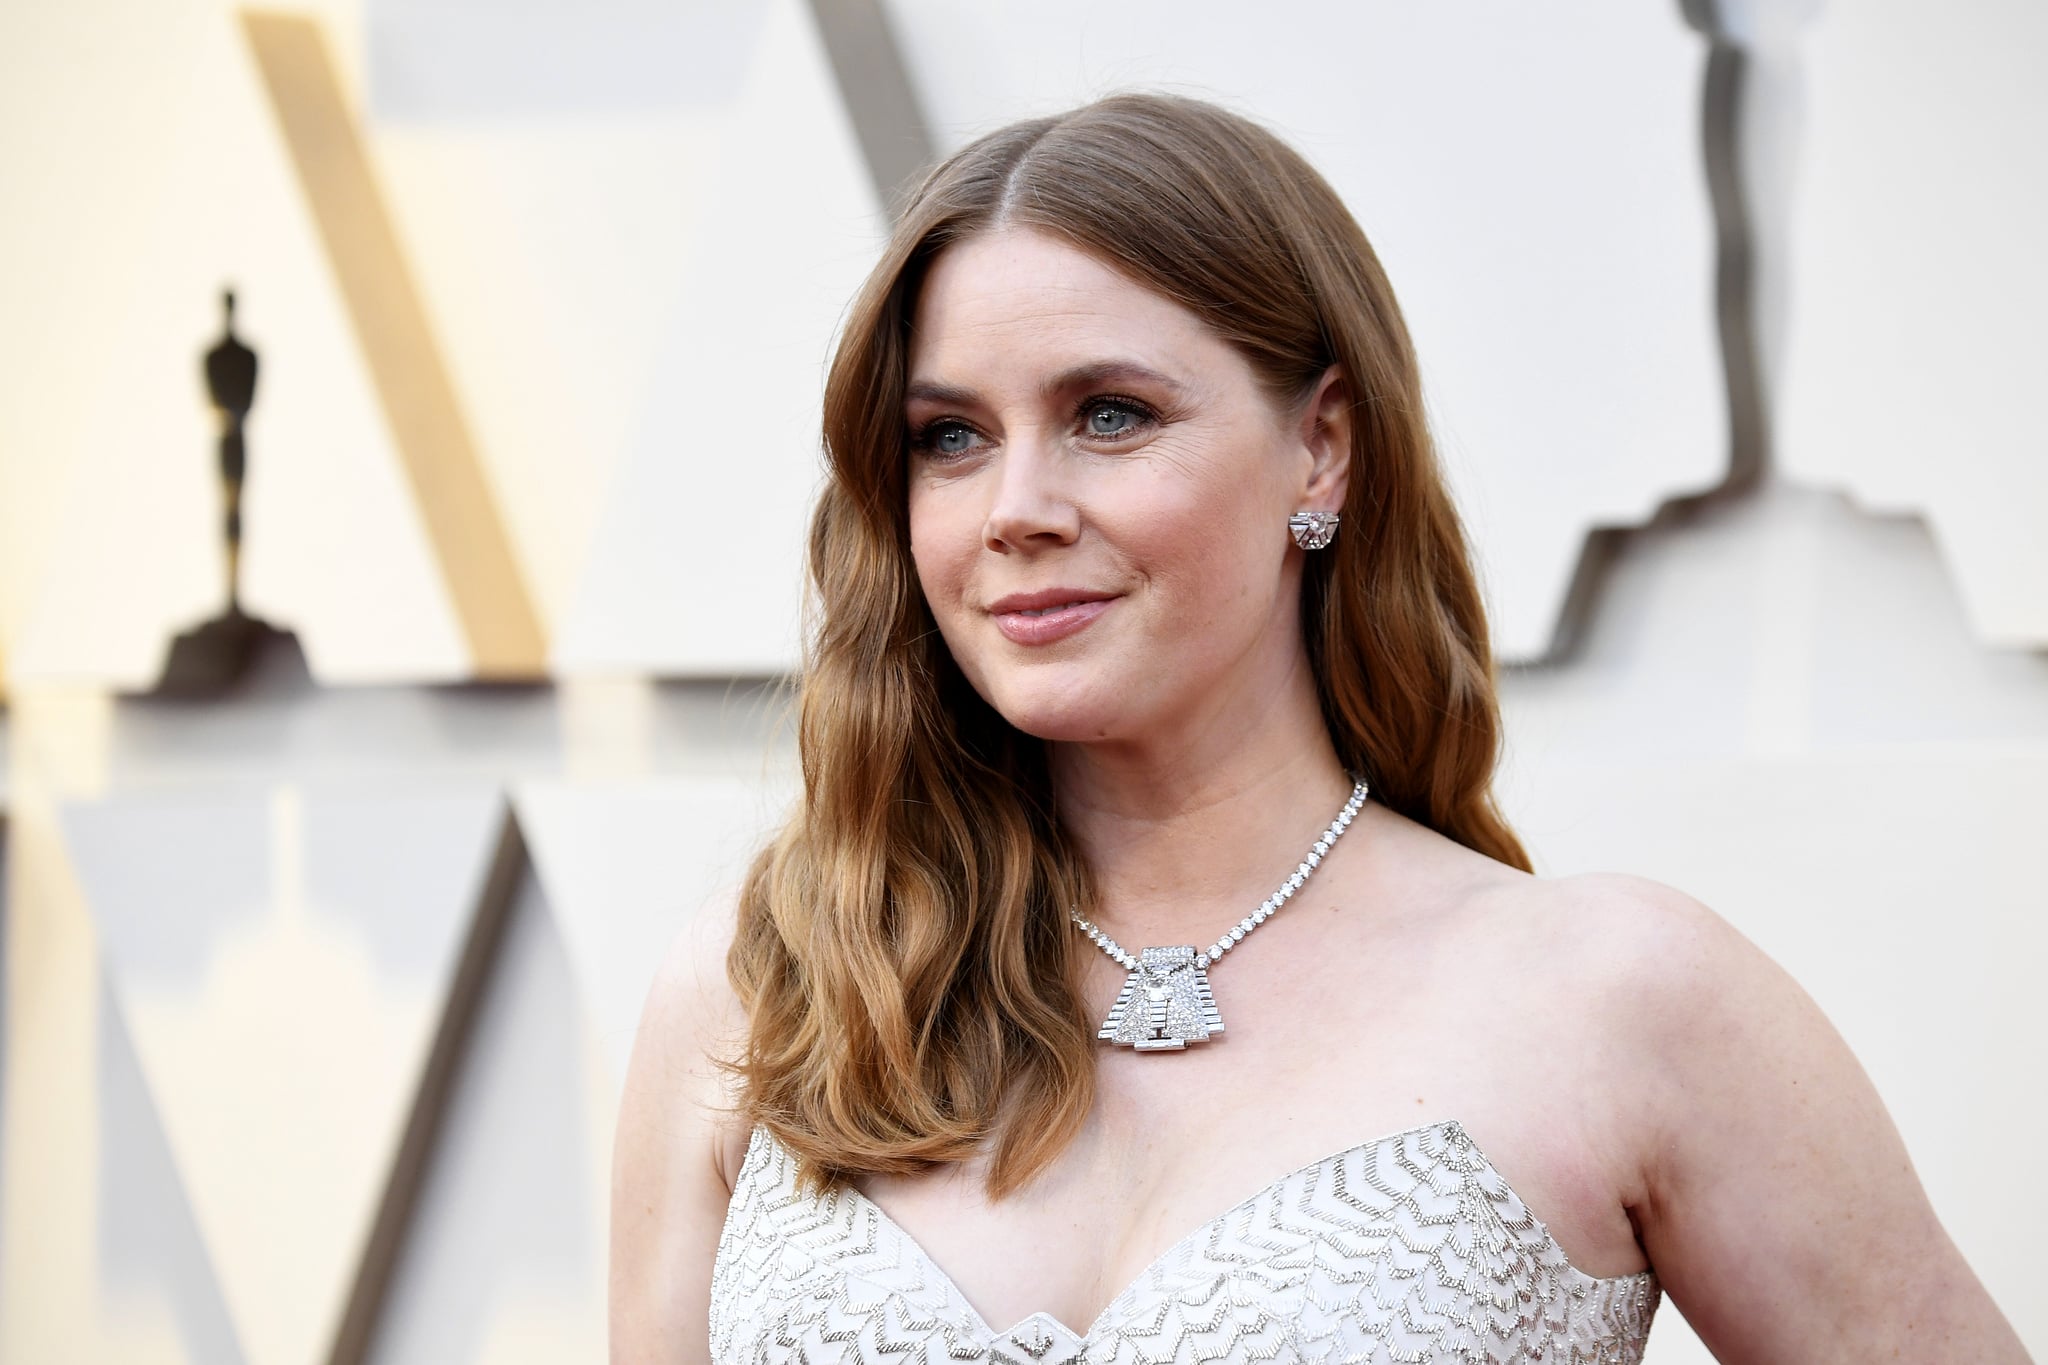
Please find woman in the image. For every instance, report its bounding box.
[610,94,2028,1363]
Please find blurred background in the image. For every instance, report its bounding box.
[1,0,2043,1361]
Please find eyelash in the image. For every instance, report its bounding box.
[908,394,1159,461]
[1079,395,1158,440]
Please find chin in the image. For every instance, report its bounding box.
[976,677,1134,745]
[1002,712,1115,745]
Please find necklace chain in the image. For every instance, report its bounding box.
[1069,778,1369,971]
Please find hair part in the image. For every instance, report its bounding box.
[728,92,1527,1198]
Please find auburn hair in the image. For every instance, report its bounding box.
[728,93,1527,1197]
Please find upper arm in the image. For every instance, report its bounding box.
[1606,877,2028,1363]
[609,892,748,1364]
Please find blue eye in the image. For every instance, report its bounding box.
[1084,398,1153,439]
[911,420,982,460]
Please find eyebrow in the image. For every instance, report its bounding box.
[904,360,1187,410]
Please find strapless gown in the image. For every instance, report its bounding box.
[708,1118,1660,1363]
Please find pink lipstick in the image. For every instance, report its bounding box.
[988,589,1118,645]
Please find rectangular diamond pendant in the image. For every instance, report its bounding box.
[1097,945,1224,1050]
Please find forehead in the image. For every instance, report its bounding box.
[907,228,1226,383]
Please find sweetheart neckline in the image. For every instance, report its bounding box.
[755,1115,1657,1346]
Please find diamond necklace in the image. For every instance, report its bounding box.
[1069,778,1369,1051]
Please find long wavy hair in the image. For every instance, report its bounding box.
[728,92,1527,1197]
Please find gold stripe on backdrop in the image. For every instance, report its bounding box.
[240,11,547,679]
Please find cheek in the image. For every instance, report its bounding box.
[1136,465,1283,609]
[907,491,971,610]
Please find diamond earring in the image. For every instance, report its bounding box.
[1288,510,1340,550]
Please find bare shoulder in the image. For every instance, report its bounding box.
[1516,870,1750,1002]
[1422,862,1758,1107]
[1460,867,2029,1362]
[1378,806,1740,999]
[608,887,752,1364]
[1464,868,1890,1139]
[625,887,753,1177]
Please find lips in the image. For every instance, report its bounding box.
[988,589,1119,645]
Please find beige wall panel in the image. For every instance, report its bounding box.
[1,777,211,1363]
[373,776,801,1364]
[4,672,798,1362]
[880,0,1723,661]
[0,0,474,689]
[368,864,608,1365]
[360,0,781,641]
[242,13,547,679]
[1498,485,2048,1361]
[93,976,251,1364]
[59,781,506,1365]
[370,121,713,641]
[513,774,797,1092]
[1777,0,2048,647]
[0,1,226,669]
[552,0,887,675]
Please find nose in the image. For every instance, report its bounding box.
[982,433,1080,553]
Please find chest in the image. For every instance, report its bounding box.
[839,936,1641,1334]
[709,1120,1660,1364]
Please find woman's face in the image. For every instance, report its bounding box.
[904,227,1348,750]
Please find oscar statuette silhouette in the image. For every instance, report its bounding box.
[154,289,306,696]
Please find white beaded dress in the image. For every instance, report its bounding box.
[708,1117,1660,1364]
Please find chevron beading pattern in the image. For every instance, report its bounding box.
[710,1120,1659,1364]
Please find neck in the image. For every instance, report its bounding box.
[1049,651,1353,944]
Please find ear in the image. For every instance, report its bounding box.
[1295,364,1353,512]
